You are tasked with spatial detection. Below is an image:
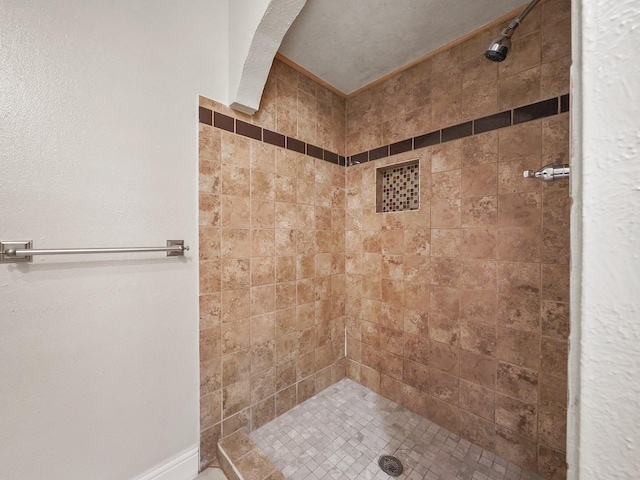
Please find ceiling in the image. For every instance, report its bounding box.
[278,0,527,95]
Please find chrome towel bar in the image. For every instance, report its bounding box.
[0,240,189,263]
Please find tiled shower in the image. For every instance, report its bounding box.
[198,0,571,478]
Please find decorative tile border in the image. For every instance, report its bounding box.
[347,93,570,166]
[198,107,346,166]
[199,93,569,169]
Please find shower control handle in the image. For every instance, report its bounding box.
[523,164,570,181]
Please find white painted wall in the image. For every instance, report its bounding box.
[0,1,228,479]
[570,0,640,478]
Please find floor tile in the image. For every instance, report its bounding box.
[251,379,545,480]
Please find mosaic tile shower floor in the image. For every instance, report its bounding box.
[250,379,544,480]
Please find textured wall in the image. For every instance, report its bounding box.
[0,1,227,479]
[198,65,347,467]
[569,0,640,478]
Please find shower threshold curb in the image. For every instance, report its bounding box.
[217,430,285,480]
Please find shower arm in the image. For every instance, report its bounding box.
[501,0,541,39]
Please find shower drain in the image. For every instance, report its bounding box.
[378,455,404,477]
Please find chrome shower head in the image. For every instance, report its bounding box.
[485,33,511,62]
[485,0,540,63]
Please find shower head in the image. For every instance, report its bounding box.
[485,0,540,62]
[485,32,511,62]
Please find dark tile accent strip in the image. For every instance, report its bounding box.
[287,137,305,154]
[474,111,512,134]
[560,94,570,113]
[442,121,473,142]
[414,131,441,149]
[351,152,369,165]
[513,98,559,125]
[199,107,212,126]
[213,112,235,133]
[204,95,566,169]
[263,129,285,148]
[369,145,389,161]
[324,151,339,164]
[390,138,413,156]
[307,144,324,160]
[213,111,234,132]
[236,120,262,140]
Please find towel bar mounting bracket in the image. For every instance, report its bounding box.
[0,241,33,263]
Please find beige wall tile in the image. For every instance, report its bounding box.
[497,361,539,404]
[461,164,497,198]
[429,313,460,347]
[460,320,497,357]
[462,131,498,167]
[497,262,541,297]
[499,32,542,78]
[461,260,497,291]
[200,294,222,330]
[430,341,459,375]
[460,350,495,388]
[497,327,540,369]
[461,228,497,259]
[495,393,538,439]
[461,195,498,227]
[495,425,537,471]
[200,194,221,227]
[459,410,496,451]
[459,380,495,422]
[541,338,568,378]
[537,445,567,480]
[460,290,497,324]
[499,66,541,110]
[429,368,459,405]
[221,132,250,167]
[200,327,222,363]
[541,300,570,340]
[497,294,540,332]
[431,229,461,258]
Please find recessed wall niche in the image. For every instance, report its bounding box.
[376,159,420,213]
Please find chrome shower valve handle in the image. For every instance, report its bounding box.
[523,164,570,181]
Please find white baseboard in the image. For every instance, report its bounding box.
[134,446,199,480]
